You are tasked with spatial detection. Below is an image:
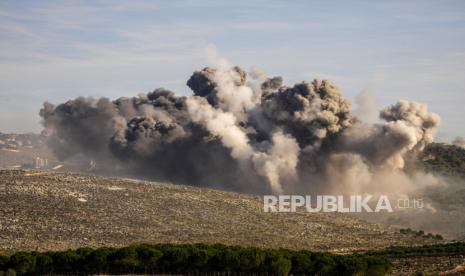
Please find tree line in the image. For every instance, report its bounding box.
[0,243,391,275]
[371,242,465,256]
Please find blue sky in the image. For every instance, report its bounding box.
[0,0,464,141]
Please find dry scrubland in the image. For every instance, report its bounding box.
[0,170,440,255]
[389,255,465,275]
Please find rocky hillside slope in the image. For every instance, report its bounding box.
[0,170,439,254]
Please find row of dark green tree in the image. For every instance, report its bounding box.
[399,228,443,240]
[372,242,465,256]
[0,243,391,275]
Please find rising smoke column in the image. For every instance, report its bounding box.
[316,100,441,195]
[40,65,440,195]
[452,136,465,149]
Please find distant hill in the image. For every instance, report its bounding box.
[419,143,465,177]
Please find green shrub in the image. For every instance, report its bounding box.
[265,252,292,276]
[8,253,35,275]
[108,246,140,274]
[135,244,162,273]
[34,254,53,274]
[290,251,313,274]
[0,255,9,271]
[85,247,113,274]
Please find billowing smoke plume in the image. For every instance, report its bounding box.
[452,136,465,149]
[40,65,440,195]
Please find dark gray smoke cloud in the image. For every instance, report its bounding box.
[260,77,283,92]
[187,66,247,106]
[40,65,441,195]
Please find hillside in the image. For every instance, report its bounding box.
[419,143,465,177]
[0,170,440,255]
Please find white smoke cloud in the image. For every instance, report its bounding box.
[186,96,252,159]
